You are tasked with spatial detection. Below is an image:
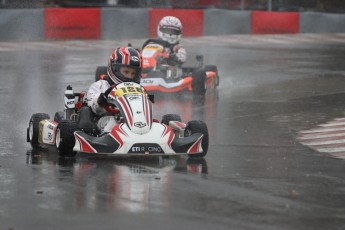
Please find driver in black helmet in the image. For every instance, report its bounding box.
[87,46,142,133]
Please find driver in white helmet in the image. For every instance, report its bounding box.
[87,46,142,134]
[142,16,187,69]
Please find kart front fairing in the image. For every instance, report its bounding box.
[142,42,169,71]
[73,122,204,155]
[72,82,205,156]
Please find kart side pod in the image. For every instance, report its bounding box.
[38,120,58,145]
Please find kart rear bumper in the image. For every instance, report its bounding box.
[141,77,193,93]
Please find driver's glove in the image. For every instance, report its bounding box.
[97,85,114,107]
[175,48,186,63]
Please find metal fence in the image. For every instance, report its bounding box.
[1,0,344,13]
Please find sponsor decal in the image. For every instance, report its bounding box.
[128,96,141,100]
[130,56,140,62]
[129,143,164,154]
[123,82,135,87]
[134,122,146,128]
[141,79,154,84]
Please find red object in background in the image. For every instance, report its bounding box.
[45,8,100,40]
[149,9,203,37]
[252,11,299,34]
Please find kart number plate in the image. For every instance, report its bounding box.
[115,86,145,98]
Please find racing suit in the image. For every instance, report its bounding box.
[86,75,117,133]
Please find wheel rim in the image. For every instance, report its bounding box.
[29,121,34,141]
[55,128,61,148]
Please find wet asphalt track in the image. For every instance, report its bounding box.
[1,34,345,229]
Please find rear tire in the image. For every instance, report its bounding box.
[161,114,182,125]
[54,111,64,123]
[95,66,108,81]
[204,65,217,72]
[192,69,207,96]
[184,120,209,158]
[55,120,78,157]
[27,113,50,149]
[204,65,219,87]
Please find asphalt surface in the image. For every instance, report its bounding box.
[1,34,345,230]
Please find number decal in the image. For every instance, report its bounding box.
[127,87,136,93]
[116,86,145,98]
[136,87,143,93]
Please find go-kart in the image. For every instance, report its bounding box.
[95,40,219,96]
[27,82,209,158]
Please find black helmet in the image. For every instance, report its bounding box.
[107,47,142,84]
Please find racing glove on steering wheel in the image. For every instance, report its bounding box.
[97,85,114,107]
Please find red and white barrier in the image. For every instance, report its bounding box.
[45,8,101,40]
[0,8,344,41]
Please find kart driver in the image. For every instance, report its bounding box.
[87,46,142,134]
[142,16,186,76]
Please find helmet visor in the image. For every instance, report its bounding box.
[159,27,181,35]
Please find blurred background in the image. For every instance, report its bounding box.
[0,0,344,13]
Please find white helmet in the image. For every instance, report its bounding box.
[157,16,182,45]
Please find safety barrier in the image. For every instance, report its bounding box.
[45,8,101,40]
[299,12,345,33]
[0,9,44,41]
[204,9,251,35]
[251,11,299,34]
[0,8,344,41]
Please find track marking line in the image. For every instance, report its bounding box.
[298,116,345,159]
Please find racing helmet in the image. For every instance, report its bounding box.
[157,16,183,45]
[107,47,142,84]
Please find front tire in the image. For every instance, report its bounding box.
[27,113,50,149]
[184,120,209,158]
[54,111,64,123]
[55,120,78,156]
[192,69,207,96]
[95,66,108,81]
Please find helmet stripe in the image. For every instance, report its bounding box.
[120,47,129,65]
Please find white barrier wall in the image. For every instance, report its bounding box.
[203,9,251,35]
[300,12,345,33]
[101,8,149,40]
[0,9,44,41]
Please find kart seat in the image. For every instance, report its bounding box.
[77,106,99,136]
